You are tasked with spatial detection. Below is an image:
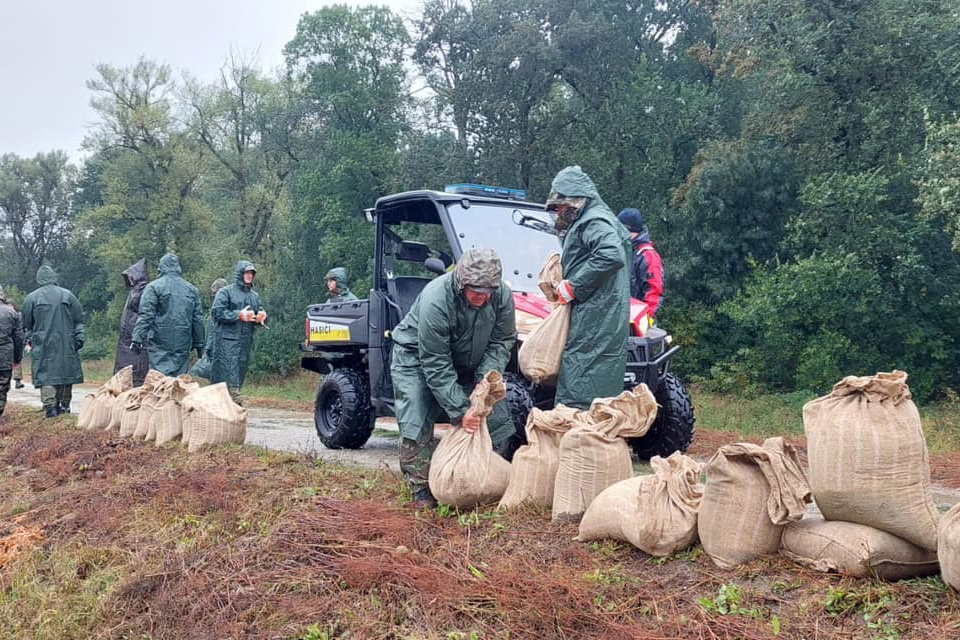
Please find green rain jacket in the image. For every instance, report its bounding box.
[0,293,24,371]
[132,254,205,376]
[390,271,516,424]
[552,167,631,408]
[210,260,263,388]
[22,265,85,386]
[326,267,359,302]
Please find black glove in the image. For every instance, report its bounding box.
[195,347,204,358]
[130,342,142,354]
[74,338,84,351]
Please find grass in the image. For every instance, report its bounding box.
[3,407,960,639]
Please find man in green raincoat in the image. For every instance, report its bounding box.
[131,254,206,377]
[325,267,359,302]
[22,265,85,417]
[390,247,517,508]
[0,285,25,422]
[546,166,630,409]
[210,261,266,404]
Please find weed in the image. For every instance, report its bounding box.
[699,583,764,619]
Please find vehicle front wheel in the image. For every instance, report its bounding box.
[314,368,374,449]
[496,373,534,461]
[629,372,695,460]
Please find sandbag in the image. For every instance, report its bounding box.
[118,369,165,438]
[134,376,173,441]
[781,517,939,581]
[499,404,580,509]
[109,388,138,432]
[518,252,569,385]
[429,371,512,509]
[698,437,810,569]
[154,376,201,446]
[552,385,658,522]
[78,366,134,430]
[182,382,247,452]
[577,452,703,556]
[803,370,940,550]
[938,503,960,591]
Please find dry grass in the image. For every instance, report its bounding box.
[2,406,960,640]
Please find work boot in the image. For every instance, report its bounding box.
[14,381,24,389]
[59,404,71,415]
[44,406,59,419]
[411,487,437,510]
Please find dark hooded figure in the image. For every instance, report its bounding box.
[325,267,359,302]
[114,258,150,386]
[210,260,266,404]
[0,285,25,422]
[22,265,85,417]
[131,254,205,376]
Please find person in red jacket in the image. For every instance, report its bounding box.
[617,208,664,321]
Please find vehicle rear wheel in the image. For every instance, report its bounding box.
[497,373,534,461]
[629,372,695,460]
[314,368,374,449]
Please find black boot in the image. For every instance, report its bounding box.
[14,381,24,389]
[59,404,71,415]
[411,487,438,510]
[44,406,59,418]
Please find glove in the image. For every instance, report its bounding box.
[256,309,267,325]
[195,347,204,358]
[238,306,256,322]
[461,409,482,434]
[556,279,575,305]
[25,341,32,353]
[130,342,142,354]
[74,338,84,351]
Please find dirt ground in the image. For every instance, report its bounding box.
[2,406,960,640]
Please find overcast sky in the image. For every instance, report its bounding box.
[0,0,421,162]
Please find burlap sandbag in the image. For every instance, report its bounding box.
[499,404,581,509]
[576,452,704,556]
[134,376,174,441]
[803,370,939,550]
[938,503,960,591]
[781,517,939,580]
[154,376,201,446]
[429,371,512,509]
[552,385,658,522]
[119,369,165,438]
[518,252,569,385]
[109,388,138,432]
[78,366,134,430]
[698,437,810,569]
[183,382,247,452]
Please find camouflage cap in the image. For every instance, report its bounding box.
[456,248,502,292]
[210,277,228,293]
[544,192,588,212]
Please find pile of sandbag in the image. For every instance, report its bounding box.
[429,371,512,509]
[499,404,580,509]
[698,437,810,569]
[182,382,248,452]
[577,452,703,556]
[77,366,134,430]
[785,371,941,579]
[552,385,658,522]
[518,252,569,385]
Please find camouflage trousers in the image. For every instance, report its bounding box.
[0,370,10,415]
[12,362,22,382]
[228,386,243,406]
[40,385,73,411]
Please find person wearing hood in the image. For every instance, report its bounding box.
[114,258,150,386]
[546,166,631,409]
[188,277,228,380]
[210,261,266,404]
[617,208,664,323]
[22,265,85,417]
[325,267,359,302]
[0,285,25,422]
[390,247,517,508]
[131,253,206,377]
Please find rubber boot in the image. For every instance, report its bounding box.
[411,487,438,510]
[44,406,59,418]
[14,381,24,389]
[59,404,71,415]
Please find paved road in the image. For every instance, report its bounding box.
[8,381,959,510]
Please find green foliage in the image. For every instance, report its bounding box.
[699,583,763,618]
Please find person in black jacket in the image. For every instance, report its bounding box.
[114,258,150,386]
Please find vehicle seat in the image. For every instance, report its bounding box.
[390,275,432,319]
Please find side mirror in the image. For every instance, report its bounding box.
[424,257,446,275]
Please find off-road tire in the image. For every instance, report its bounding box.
[314,368,374,449]
[629,372,695,460]
[499,373,534,461]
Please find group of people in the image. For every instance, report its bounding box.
[0,255,268,422]
[394,165,664,507]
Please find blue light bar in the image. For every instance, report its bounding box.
[444,183,528,200]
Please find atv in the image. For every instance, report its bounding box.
[299,184,695,460]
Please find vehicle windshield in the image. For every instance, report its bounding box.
[446,201,560,293]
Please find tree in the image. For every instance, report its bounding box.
[0,151,77,287]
